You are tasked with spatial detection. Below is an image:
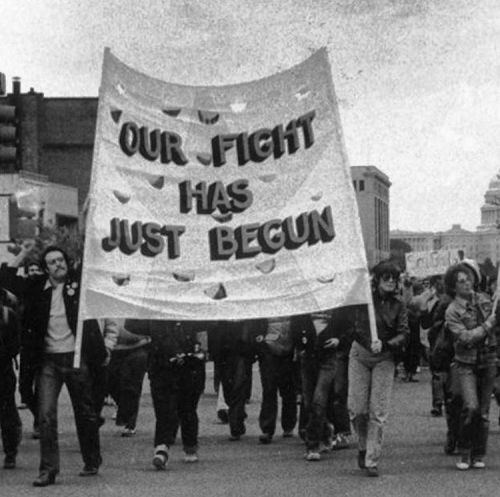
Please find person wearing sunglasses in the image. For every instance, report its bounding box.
[348,260,409,477]
[444,262,497,470]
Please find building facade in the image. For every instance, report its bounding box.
[351,166,391,267]
[390,171,500,264]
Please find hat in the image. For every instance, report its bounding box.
[461,258,481,285]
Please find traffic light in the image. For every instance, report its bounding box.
[0,101,18,166]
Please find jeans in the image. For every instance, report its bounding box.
[431,369,446,408]
[0,364,22,458]
[258,349,297,436]
[454,362,496,458]
[19,347,39,425]
[37,353,101,475]
[301,353,337,450]
[220,354,252,437]
[150,360,205,453]
[327,355,351,435]
[348,341,395,468]
[108,347,148,429]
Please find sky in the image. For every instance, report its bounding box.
[2,0,499,233]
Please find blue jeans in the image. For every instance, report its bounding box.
[37,353,101,475]
[454,362,496,458]
[300,353,337,450]
[348,341,395,468]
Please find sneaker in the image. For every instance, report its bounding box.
[229,434,241,441]
[79,465,99,476]
[305,450,321,461]
[121,427,136,437]
[331,433,349,450]
[282,431,293,438]
[456,454,470,471]
[430,406,443,417]
[259,433,272,444]
[184,453,199,463]
[319,442,331,453]
[471,459,486,469]
[153,445,169,470]
[366,466,379,477]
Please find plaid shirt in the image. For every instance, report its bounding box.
[445,292,497,367]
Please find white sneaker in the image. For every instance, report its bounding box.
[184,453,199,463]
[153,445,169,470]
[471,459,485,469]
[121,427,136,437]
[305,451,321,461]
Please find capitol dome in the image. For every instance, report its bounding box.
[479,172,500,229]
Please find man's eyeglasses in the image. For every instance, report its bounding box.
[45,256,65,266]
[456,277,472,285]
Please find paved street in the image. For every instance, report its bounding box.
[3,366,500,497]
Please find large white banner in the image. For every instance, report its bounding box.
[79,48,372,320]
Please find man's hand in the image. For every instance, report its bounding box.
[323,337,340,349]
[8,239,35,268]
[371,339,382,354]
[484,313,497,330]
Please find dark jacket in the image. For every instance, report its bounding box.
[352,293,409,354]
[0,304,19,369]
[294,307,354,360]
[22,272,105,367]
[208,320,265,360]
[124,319,204,371]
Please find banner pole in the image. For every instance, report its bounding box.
[491,269,500,315]
[72,48,109,368]
[73,319,83,368]
[367,300,378,343]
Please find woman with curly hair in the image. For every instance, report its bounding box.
[444,262,497,470]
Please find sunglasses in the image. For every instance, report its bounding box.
[456,277,472,284]
[381,274,397,282]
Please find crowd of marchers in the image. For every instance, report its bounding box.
[0,243,500,487]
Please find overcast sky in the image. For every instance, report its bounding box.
[2,0,499,233]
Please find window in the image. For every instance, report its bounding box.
[359,180,365,191]
[55,214,78,231]
[353,180,357,190]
